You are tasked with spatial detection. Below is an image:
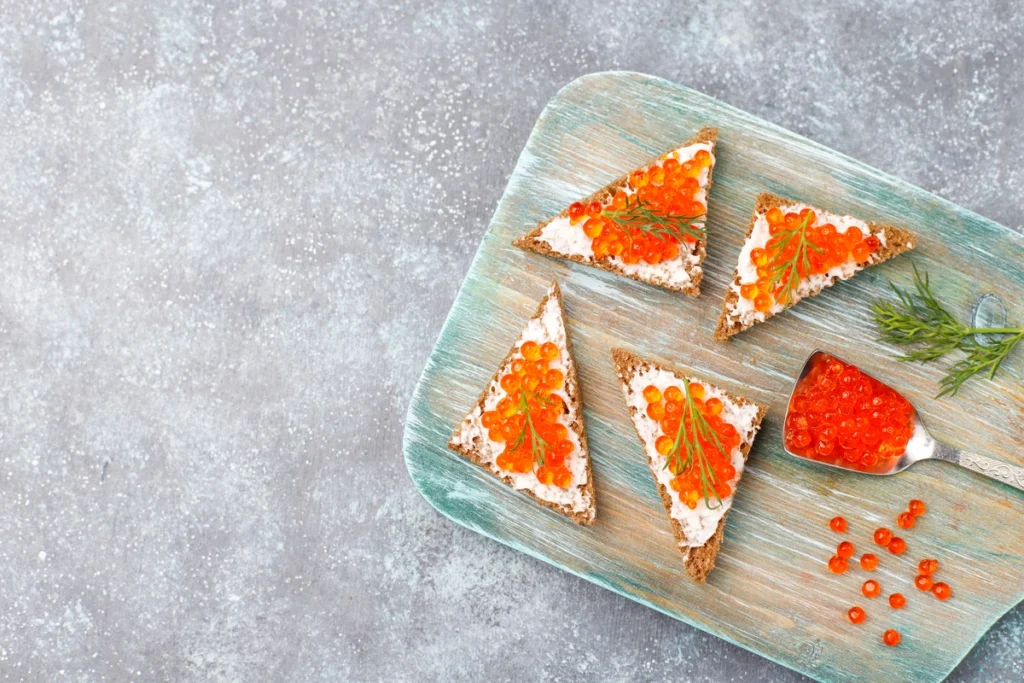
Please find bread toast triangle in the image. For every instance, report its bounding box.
[514,127,718,297]
[448,281,596,525]
[715,193,916,340]
[611,348,767,582]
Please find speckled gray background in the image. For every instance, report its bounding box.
[0,1,1021,681]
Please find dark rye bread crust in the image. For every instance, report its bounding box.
[447,281,596,526]
[611,348,768,583]
[714,192,917,341]
[513,127,719,298]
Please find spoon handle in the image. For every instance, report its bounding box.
[955,450,1024,492]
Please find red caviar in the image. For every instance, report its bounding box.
[837,541,855,559]
[918,558,939,575]
[566,145,712,266]
[915,575,933,591]
[830,516,847,533]
[887,537,907,555]
[897,511,916,529]
[932,582,952,600]
[643,381,741,509]
[848,606,866,624]
[909,499,927,516]
[889,593,906,609]
[874,528,893,546]
[883,629,901,647]
[860,554,879,571]
[784,354,915,472]
[737,208,881,309]
[862,580,881,598]
[828,555,849,574]
[484,342,574,487]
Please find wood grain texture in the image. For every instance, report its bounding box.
[402,72,1024,683]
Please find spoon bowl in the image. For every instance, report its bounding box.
[783,350,1024,491]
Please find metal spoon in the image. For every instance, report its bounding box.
[783,350,1024,492]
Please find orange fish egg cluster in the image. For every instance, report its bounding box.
[739,207,880,311]
[642,381,740,509]
[481,340,574,487]
[566,148,712,264]
[785,354,915,472]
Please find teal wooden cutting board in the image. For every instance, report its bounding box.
[402,71,1024,683]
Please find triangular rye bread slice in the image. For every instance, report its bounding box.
[715,192,916,340]
[611,348,767,582]
[448,281,596,525]
[514,127,718,297]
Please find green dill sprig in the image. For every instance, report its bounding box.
[510,390,552,465]
[768,211,822,305]
[601,195,705,245]
[664,382,730,509]
[871,264,1024,397]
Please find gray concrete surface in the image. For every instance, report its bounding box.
[0,1,1021,681]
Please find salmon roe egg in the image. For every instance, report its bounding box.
[828,556,849,574]
[883,629,901,647]
[915,575,933,591]
[887,537,906,555]
[848,606,866,624]
[860,554,879,571]
[909,499,926,516]
[829,516,847,533]
[918,558,939,575]
[643,385,662,403]
[932,582,951,600]
[889,593,906,609]
[862,580,881,598]
[897,511,916,529]
[568,202,585,220]
[874,528,893,546]
[837,541,855,559]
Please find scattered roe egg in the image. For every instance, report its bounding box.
[784,354,915,472]
[828,556,849,574]
[918,558,939,575]
[848,606,866,624]
[642,381,741,510]
[889,593,906,609]
[566,147,710,266]
[484,341,573,487]
[883,629,901,647]
[909,499,927,516]
[897,511,916,529]
[837,541,855,559]
[932,582,952,601]
[862,580,881,598]
[874,528,893,546]
[830,516,848,533]
[915,575,933,591]
[860,554,879,571]
[887,537,907,555]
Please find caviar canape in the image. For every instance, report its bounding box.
[515,127,717,297]
[715,193,915,340]
[448,281,596,525]
[611,348,767,582]
[784,353,915,473]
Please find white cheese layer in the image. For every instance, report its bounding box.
[450,286,592,516]
[536,141,714,290]
[623,367,761,550]
[724,203,887,328]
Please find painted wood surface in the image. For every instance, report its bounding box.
[402,72,1024,683]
